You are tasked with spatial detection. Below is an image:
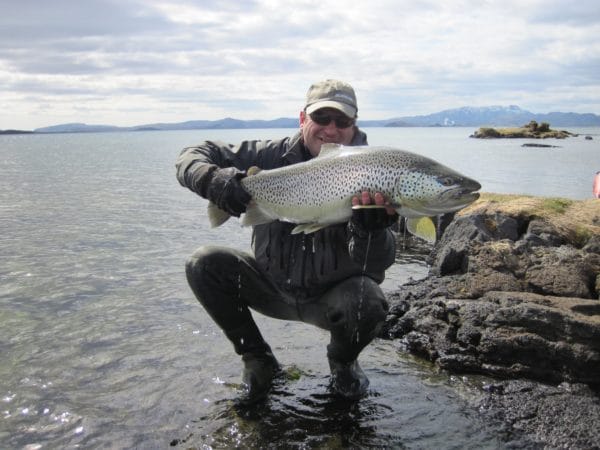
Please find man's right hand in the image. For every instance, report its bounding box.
[349,191,399,233]
[206,167,252,217]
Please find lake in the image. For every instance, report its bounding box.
[0,127,598,448]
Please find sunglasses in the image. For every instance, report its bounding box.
[309,112,355,129]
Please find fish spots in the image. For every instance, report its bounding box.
[240,146,480,224]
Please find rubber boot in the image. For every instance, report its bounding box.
[223,323,280,405]
[239,351,280,406]
[328,358,369,399]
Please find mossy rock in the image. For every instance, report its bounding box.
[471,122,576,139]
[459,193,600,247]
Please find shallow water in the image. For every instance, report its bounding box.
[1,128,596,447]
[173,337,507,449]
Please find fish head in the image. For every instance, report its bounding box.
[393,159,481,217]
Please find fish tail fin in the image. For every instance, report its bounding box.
[406,217,437,243]
[207,202,231,228]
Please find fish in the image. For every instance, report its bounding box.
[207,144,481,242]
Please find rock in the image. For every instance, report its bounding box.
[521,143,560,148]
[428,213,520,277]
[382,194,600,449]
[384,289,600,384]
[476,380,600,449]
[382,197,600,386]
[470,122,576,139]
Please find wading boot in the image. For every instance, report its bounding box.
[328,358,369,400]
[238,351,280,406]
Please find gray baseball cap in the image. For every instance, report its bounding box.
[305,79,358,118]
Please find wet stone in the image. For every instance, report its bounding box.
[382,207,600,448]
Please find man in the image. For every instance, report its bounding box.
[175,79,398,405]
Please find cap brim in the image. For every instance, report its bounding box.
[306,101,357,118]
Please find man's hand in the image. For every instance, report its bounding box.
[349,191,399,232]
[206,167,252,217]
[351,192,396,214]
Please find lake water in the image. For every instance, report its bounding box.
[1,127,598,448]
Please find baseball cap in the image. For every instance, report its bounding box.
[305,79,358,118]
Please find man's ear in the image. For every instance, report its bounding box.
[299,110,307,127]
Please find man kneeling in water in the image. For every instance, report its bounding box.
[175,79,398,405]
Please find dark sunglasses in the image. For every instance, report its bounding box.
[309,112,355,128]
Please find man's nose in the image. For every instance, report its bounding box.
[323,121,339,133]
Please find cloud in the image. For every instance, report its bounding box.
[0,0,599,129]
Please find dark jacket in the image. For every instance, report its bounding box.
[175,130,396,297]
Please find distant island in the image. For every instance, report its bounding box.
[0,129,34,135]
[2,105,599,134]
[470,120,576,139]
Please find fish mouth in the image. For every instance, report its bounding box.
[416,186,481,215]
[446,183,480,201]
[448,183,480,203]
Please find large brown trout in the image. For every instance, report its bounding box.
[208,144,481,242]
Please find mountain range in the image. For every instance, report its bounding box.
[3,105,599,134]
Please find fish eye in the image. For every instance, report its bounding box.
[439,176,455,187]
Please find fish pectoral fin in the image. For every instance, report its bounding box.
[241,204,275,227]
[291,222,329,234]
[207,201,232,228]
[406,217,437,243]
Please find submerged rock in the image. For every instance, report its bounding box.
[521,143,560,148]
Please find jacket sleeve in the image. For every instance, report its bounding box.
[175,139,278,197]
[347,227,396,274]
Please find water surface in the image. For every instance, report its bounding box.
[1,128,597,447]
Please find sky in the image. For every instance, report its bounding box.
[1,0,600,130]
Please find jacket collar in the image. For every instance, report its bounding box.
[281,131,307,164]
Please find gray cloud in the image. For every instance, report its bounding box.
[0,0,598,129]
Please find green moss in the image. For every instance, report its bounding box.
[284,364,304,381]
[541,198,573,214]
[573,225,593,247]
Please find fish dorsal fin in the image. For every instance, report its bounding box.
[247,166,262,176]
[406,217,437,243]
[318,143,342,157]
[317,143,373,158]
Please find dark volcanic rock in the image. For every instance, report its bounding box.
[382,212,600,385]
[385,289,600,384]
[382,202,600,448]
[476,381,600,449]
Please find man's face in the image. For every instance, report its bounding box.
[300,107,356,157]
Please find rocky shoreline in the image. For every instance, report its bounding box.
[381,194,600,448]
